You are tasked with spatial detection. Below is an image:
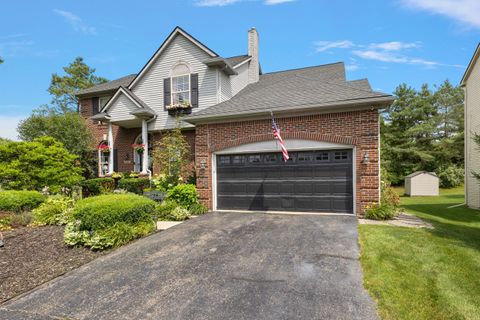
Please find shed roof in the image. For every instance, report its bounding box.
[405,171,438,179]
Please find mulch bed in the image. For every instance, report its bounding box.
[0,226,105,304]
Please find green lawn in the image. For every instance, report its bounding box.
[359,186,480,320]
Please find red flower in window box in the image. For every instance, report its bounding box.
[132,143,145,153]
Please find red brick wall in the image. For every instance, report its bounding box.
[194,110,380,216]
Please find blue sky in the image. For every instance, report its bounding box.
[0,0,479,139]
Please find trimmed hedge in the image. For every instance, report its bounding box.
[73,193,156,231]
[117,178,150,194]
[80,178,115,197]
[0,190,45,213]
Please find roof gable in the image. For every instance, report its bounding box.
[128,27,218,89]
[101,87,147,113]
[461,43,480,86]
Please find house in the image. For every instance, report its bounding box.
[404,171,439,196]
[76,26,394,215]
[461,43,480,209]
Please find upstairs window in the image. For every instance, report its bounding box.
[171,63,191,106]
[99,96,112,110]
[172,75,190,105]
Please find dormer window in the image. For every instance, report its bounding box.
[172,74,190,105]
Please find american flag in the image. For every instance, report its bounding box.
[271,116,289,162]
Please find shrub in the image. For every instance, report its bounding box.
[364,181,400,221]
[0,190,45,213]
[80,178,115,197]
[33,195,75,225]
[64,220,154,250]
[155,200,190,221]
[0,136,84,192]
[117,178,150,195]
[365,204,396,220]
[438,165,464,188]
[73,194,156,231]
[189,202,208,215]
[167,184,198,208]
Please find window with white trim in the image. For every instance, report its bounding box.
[171,63,191,106]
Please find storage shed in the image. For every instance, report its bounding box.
[405,171,439,196]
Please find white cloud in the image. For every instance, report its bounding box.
[0,115,24,141]
[313,38,462,69]
[352,49,463,68]
[401,0,480,28]
[265,0,295,5]
[314,40,355,53]
[53,9,96,35]
[368,41,419,51]
[0,38,34,57]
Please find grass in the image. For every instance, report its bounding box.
[359,186,480,320]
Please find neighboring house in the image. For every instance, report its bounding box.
[404,171,439,196]
[76,26,394,215]
[461,43,480,209]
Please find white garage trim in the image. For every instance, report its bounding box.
[211,139,356,213]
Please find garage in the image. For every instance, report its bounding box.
[215,149,353,213]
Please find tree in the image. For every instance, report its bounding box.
[17,107,96,178]
[382,80,464,185]
[0,136,84,192]
[382,83,437,184]
[48,57,107,113]
[153,120,192,188]
[0,57,3,64]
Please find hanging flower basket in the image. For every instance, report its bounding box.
[98,144,110,153]
[166,102,192,116]
[132,143,145,153]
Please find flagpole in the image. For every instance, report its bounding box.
[270,110,279,150]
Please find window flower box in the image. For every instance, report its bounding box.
[166,102,192,116]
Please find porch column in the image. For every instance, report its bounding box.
[141,119,148,174]
[108,121,114,174]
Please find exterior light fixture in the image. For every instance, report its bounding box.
[362,152,369,164]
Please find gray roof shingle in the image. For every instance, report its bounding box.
[225,55,251,67]
[186,62,393,122]
[76,74,136,96]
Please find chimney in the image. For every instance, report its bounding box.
[248,27,259,84]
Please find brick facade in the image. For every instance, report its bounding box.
[194,110,380,216]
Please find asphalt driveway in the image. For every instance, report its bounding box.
[0,212,378,320]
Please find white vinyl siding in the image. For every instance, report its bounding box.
[465,57,480,208]
[130,34,218,130]
[219,63,250,102]
[108,93,138,122]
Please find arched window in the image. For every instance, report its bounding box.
[133,134,153,173]
[171,63,191,106]
[97,141,109,176]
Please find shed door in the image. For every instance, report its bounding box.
[216,149,353,213]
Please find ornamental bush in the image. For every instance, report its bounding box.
[155,200,190,221]
[33,195,75,225]
[166,184,199,208]
[117,178,150,195]
[189,202,208,215]
[80,178,115,197]
[0,136,83,192]
[364,204,396,220]
[72,194,156,231]
[0,190,46,213]
[438,165,464,188]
